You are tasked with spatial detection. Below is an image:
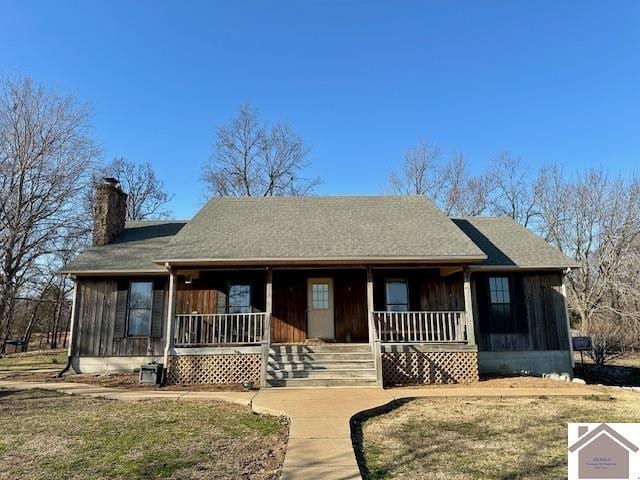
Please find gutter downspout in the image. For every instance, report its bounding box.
[57,276,78,378]
[161,264,176,385]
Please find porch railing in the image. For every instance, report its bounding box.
[174,313,269,346]
[372,311,467,343]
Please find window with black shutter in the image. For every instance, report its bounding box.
[483,275,528,334]
[127,281,153,337]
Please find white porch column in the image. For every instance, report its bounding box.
[261,268,273,388]
[463,267,477,346]
[561,270,575,368]
[163,267,177,371]
[367,267,375,344]
[66,277,79,358]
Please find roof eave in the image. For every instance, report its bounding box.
[469,264,577,271]
[59,268,169,276]
[154,255,488,267]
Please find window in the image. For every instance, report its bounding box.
[488,276,512,332]
[312,283,329,309]
[385,278,409,311]
[228,283,251,313]
[127,281,153,336]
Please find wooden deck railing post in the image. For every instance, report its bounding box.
[261,268,273,388]
[163,267,177,372]
[463,267,476,346]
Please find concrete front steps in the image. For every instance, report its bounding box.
[266,344,377,388]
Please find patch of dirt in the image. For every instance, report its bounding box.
[387,375,587,390]
[0,371,246,391]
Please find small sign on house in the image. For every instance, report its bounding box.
[568,423,639,479]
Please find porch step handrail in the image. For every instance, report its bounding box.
[372,310,467,343]
[174,312,269,346]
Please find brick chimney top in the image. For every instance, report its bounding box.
[93,177,127,246]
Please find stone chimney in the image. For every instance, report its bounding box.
[93,177,127,246]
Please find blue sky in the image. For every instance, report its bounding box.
[1,1,639,219]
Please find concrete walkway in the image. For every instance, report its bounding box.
[0,380,605,480]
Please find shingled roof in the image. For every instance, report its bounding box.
[157,196,486,265]
[63,196,575,274]
[452,216,576,269]
[61,221,187,274]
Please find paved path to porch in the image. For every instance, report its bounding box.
[0,380,606,480]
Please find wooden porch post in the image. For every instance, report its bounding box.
[163,267,177,372]
[367,267,375,344]
[261,268,273,388]
[463,267,476,346]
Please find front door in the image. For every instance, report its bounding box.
[307,278,335,340]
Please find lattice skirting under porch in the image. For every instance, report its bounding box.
[167,354,261,384]
[382,351,479,386]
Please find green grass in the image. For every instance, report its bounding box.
[0,349,67,371]
[360,391,640,480]
[0,389,287,479]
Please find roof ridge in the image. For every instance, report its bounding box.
[205,194,428,201]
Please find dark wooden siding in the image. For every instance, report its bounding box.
[272,270,307,343]
[473,272,569,352]
[271,269,369,343]
[334,270,368,342]
[175,271,266,315]
[75,277,168,357]
[372,269,464,311]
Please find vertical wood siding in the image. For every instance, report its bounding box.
[75,277,168,357]
[271,270,307,343]
[372,269,465,311]
[473,272,568,352]
[175,271,266,315]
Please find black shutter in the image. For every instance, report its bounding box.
[475,275,492,333]
[114,280,129,338]
[512,275,528,333]
[150,278,165,338]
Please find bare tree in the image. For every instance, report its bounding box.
[388,143,491,216]
[438,153,492,216]
[388,138,442,196]
[0,76,98,349]
[202,104,319,197]
[92,157,173,220]
[488,152,539,227]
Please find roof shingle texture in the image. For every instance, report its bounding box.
[160,196,486,261]
[61,221,186,273]
[452,217,576,268]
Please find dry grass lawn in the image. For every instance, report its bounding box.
[0,388,287,479]
[359,390,640,480]
[0,349,67,371]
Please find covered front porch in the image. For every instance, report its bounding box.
[163,265,478,386]
[168,266,476,345]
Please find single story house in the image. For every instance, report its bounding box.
[61,178,576,387]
